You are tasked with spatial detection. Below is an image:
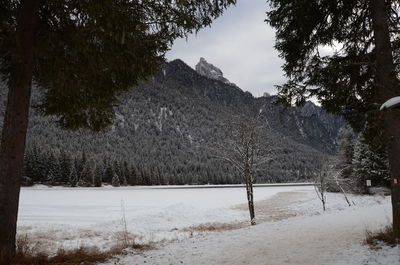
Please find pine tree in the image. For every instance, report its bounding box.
[103,164,114,184]
[59,151,72,185]
[93,165,103,188]
[46,153,62,185]
[35,150,48,183]
[266,0,400,238]
[112,173,120,187]
[128,165,137,186]
[352,135,370,194]
[113,160,127,186]
[78,161,94,187]
[121,161,130,186]
[75,152,87,179]
[0,2,237,260]
[120,172,128,186]
[353,134,390,192]
[69,165,78,187]
[24,147,41,182]
[335,125,355,179]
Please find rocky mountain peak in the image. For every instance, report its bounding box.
[299,101,321,118]
[195,57,236,86]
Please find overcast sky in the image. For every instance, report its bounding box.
[166,0,285,98]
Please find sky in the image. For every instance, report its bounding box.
[166,0,285,98]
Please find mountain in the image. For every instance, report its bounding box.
[0,58,344,185]
[195,57,237,86]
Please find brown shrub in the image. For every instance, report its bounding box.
[16,234,43,258]
[11,234,154,265]
[365,226,399,249]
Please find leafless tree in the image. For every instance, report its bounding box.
[331,168,355,207]
[215,110,269,225]
[314,159,329,211]
[326,156,356,207]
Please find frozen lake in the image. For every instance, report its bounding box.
[18,184,313,227]
[17,184,314,252]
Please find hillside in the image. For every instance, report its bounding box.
[0,59,344,185]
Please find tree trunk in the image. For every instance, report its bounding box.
[0,1,39,264]
[246,179,256,225]
[370,0,400,238]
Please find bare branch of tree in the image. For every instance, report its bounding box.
[212,105,269,225]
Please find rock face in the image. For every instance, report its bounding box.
[195,57,236,86]
[299,101,320,118]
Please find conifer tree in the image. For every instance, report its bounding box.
[121,161,130,186]
[78,161,94,187]
[112,172,120,187]
[75,152,87,179]
[353,134,390,191]
[69,165,78,188]
[128,165,138,186]
[104,164,114,184]
[0,0,240,257]
[266,0,400,238]
[23,148,40,182]
[93,166,103,188]
[351,135,370,194]
[46,153,61,185]
[59,151,72,185]
[335,125,355,179]
[120,173,128,187]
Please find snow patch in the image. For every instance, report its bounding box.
[380,96,400,110]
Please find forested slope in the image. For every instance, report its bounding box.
[0,59,344,185]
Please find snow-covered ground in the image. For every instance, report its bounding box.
[18,185,310,251]
[17,185,398,264]
[100,193,397,265]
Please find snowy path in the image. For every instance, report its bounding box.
[102,192,398,265]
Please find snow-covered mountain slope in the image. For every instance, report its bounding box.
[0,59,344,183]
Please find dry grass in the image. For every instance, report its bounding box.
[365,226,399,250]
[13,246,111,265]
[11,234,154,265]
[181,222,244,233]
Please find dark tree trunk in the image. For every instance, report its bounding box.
[370,0,400,238]
[245,177,256,225]
[0,0,39,264]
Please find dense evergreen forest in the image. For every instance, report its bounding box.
[1,59,345,186]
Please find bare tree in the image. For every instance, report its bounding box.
[329,160,359,207]
[332,170,354,207]
[215,111,269,225]
[326,156,355,207]
[314,159,329,211]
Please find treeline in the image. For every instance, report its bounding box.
[22,145,242,187]
[21,143,320,187]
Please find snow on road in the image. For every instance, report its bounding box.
[100,192,398,265]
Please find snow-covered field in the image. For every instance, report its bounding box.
[17,185,398,265]
[18,185,311,251]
